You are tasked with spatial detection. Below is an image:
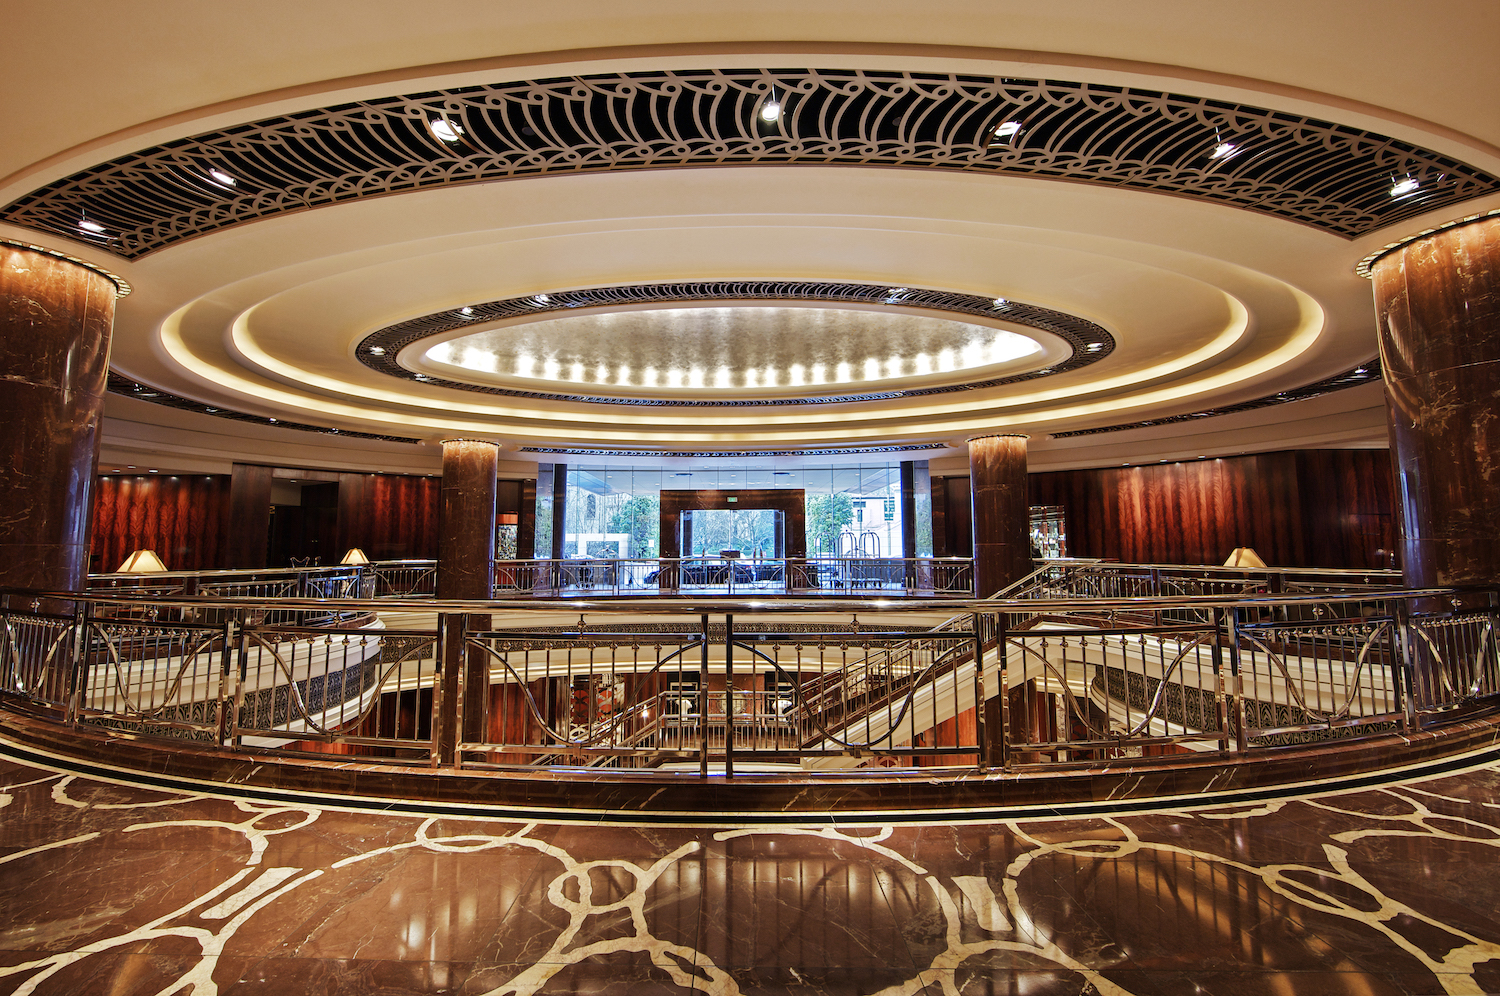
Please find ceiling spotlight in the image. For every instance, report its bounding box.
[368,346,386,355]
[207,168,237,187]
[429,118,464,143]
[1390,176,1420,198]
[1210,142,1237,159]
[533,293,551,305]
[760,85,782,123]
[78,218,106,234]
[268,418,277,423]
[1085,343,1103,351]
[459,306,474,316]
[990,120,1022,143]
[992,297,1009,308]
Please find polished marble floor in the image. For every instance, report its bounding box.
[0,750,1498,996]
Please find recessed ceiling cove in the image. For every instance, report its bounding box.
[418,306,1049,398]
[360,280,1112,408]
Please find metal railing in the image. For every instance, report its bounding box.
[1005,560,1402,601]
[489,556,974,596]
[2,582,1495,776]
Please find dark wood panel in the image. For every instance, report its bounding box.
[337,473,440,561]
[1021,449,1395,569]
[1296,449,1399,569]
[225,463,273,568]
[932,476,972,558]
[89,474,231,573]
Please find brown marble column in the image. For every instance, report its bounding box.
[0,245,117,594]
[435,439,498,763]
[969,434,1031,598]
[436,439,499,599]
[1373,215,1500,591]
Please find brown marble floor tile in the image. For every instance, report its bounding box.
[216,954,474,995]
[3,752,1499,996]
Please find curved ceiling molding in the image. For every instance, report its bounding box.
[106,373,423,443]
[359,279,1114,407]
[6,69,1496,257]
[1049,360,1382,437]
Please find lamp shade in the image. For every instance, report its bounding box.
[340,548,371,566]
[117,549,168,573]
[1223,547,1267,568]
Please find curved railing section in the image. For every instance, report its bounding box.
[1,581,1494,777]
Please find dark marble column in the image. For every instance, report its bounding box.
[436,440,499,600]
[0,245,117,594]
[969,434,1031,598]
[1374,215,1500,591]
[435,439,498,762]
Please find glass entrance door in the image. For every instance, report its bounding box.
[679,507,785,591]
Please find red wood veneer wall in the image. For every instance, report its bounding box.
[337,473,441,562]
[939,449,1397,570]
[90,475,232,573]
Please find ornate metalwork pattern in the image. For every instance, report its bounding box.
[1048,360,1382,438]
[106,374,422,444]
[358,279,1113,407]
[6,70,1495,256]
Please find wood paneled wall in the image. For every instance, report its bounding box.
[933,449,1397,570]
[1029,452,1309,566]
[337,473,440,562]
[90,474,231,573]
[1295,450,1400,569]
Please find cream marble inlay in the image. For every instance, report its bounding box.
[0,756,1498,994]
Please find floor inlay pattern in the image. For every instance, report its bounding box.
[0,754,1498,995]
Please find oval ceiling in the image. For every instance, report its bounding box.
[416,306,1054,398]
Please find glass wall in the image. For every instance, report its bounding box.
[558,463,926,560]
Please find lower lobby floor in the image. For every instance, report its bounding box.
[0,746,1497,995]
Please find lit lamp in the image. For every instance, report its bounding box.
[1223,547,1267,568]
[340,548,371,566]
[117,549,168,573]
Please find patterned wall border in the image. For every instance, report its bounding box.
[5,69,1495,257]
[1048,361,1381,438]
[357,279,1113,408]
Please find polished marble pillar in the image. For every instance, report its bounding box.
[1373,215,1500,591]
[0,245,117,593]
[969,434,1031,598]
[437,439,499,599]
[435,439,499,761]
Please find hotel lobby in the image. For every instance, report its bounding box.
[2,1,1499,993]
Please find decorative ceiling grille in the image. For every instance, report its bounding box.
[356,279,1114,407]
[7,69,1494,256]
